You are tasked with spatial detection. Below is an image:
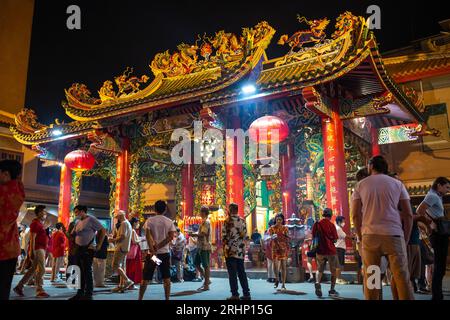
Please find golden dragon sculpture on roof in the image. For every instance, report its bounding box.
[274,11,368,67]
[64,21,274,111]
[150,21,274,77]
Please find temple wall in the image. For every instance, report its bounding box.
[389,76,450,185]
[0,0,34,166]
[142,183,177,218]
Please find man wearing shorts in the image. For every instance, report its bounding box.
[189,206,212,291]
[312,208,339,298]
[138,200,176,300]
[110,210,133,292]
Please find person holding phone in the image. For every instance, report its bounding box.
[138,200,176,300]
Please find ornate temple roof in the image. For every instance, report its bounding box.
[383,22,450,83]
[0,110,15,126]
[11,12,429,146]
[62,21,275,121]
[383,52,450,83]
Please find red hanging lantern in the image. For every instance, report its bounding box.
[249,115,289,144]
[64,150,95,172]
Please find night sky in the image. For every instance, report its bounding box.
[25,0,448,124]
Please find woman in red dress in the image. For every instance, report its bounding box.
[269,214,290,290]
[126,217,143,288]
[51,223,66,282]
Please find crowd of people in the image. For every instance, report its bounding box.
[260,155,449,300]
[0,156,448,301]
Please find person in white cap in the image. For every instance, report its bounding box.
[109,210,133,293]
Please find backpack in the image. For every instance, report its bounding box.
[306,222,322,257]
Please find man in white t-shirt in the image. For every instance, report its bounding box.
[351,155,414,300]
[138,200,176,300]
[109,210,133,293]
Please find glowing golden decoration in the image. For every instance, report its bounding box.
[150,21,275,77]
[273,12,368,68]
[372,92,393,111]
[331,11,365,40]
[97,67,150,102]
[66,83,101,105]
[404,87,424,112]
[410,123,441,137]
[14,108,48,134]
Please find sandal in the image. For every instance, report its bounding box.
[198,286,210,291]
[13,286,24,297]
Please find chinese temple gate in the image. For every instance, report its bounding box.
[11,12,434,261]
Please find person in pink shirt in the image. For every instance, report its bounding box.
[351,155,414,300]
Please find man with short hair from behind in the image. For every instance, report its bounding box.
[0,160,25,300]
[351,155,415,300]
[139,200,176,300]
[222,203,251,300]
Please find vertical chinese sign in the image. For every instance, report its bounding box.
[323,119,338,216]
[225,115,245,217]
[321,117,347,220]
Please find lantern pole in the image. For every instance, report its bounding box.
[58,164,72,228]
[226,110,245,218]
[115,138,131,216]
[181,161,194,218]
[280,138,296,217]
[70,171,82,214]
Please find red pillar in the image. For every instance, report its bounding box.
[321,99,350,234]
[58,164,72,228]
[115,138,130,215]
[226,114,245,218]
[371,126,380,156]
[280,139,296,217]
[181,162,194,218]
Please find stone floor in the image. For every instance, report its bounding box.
[9,273,450,300]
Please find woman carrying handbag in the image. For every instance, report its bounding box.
[126,217,143,288]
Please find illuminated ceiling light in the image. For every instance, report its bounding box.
[241,84,256,95]
[52,129,63,136]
